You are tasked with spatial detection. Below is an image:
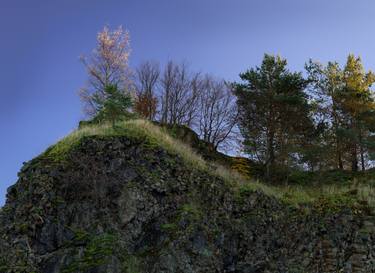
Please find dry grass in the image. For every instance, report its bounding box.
[127,120,207,170]
[45,119,375,209]
[46,119,240,184]
[269,181,375,208]
[355,183,375,207]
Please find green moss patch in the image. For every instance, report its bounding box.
[62,232,117,273]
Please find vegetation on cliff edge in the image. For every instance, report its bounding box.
[34,118,375,212]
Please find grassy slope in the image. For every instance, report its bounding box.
[36,119,375,212]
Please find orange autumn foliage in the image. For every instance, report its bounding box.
[134,93,158,120]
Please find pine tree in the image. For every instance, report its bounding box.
[306,60,346,169]
[340,55,375,171]
[234,54,311,180]
[94,84,133,127]
[307,55,375,171]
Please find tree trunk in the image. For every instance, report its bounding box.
[338,152,343,170]
[361,148,365,171]
[266,130,275,181]
[336,138,343,170]
[162,89,169,124]
[351,143,358,172]
[359,130,366,171]
[333,104,343,170]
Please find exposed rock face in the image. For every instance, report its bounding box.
[0,136,374,273]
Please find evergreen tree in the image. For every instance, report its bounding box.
[94,84,133,127]
[233,54,311,180]
[307,55,375,171]
[340,55,375,171]
[306,60,346,170]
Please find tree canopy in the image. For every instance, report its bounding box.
[233,54,311,180]
[80,27,375,182]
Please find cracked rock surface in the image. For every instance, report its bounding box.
[0,136,374,273]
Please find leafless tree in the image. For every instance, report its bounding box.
[197,76,238,151]
[160,61,200,127]
[160,61,175,123]
[158,62,238,151]
[134,61,160,120]
[79,26,132,116]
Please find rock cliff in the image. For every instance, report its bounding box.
[1,122,374,273]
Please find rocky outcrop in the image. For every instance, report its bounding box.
[161,124,261,180]
[0,136,374,273]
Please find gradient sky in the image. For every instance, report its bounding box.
[1,0,375,206]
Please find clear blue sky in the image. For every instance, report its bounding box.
[1,0,375,205]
